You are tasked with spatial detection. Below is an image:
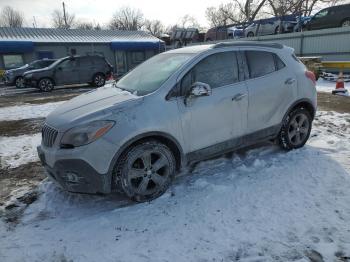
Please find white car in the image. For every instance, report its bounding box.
[38,42,317,202]
[245,19,297,37]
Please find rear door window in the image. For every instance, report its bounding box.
[246,51,276,78]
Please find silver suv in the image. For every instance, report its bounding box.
[37,42,317,202]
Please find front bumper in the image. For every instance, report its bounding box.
[4,75,15,85]
[37,146,112,194]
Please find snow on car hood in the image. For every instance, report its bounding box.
[46,85,139,129]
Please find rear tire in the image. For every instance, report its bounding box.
[15,76,24,88]
[115,140,176,202]
[92,73,105,87]
[38,78,54,92]
[279,108,312,150]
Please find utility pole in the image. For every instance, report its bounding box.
[62,2,68,29]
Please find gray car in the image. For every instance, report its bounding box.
[5,59,56,88]
[37,42,317,202]
[23,55,113,92]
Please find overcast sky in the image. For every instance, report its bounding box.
[0,0,234,29]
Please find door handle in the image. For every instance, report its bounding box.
[285,78,296,85]
[232,93,246,101]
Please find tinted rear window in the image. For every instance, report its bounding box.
[246,51,276,78]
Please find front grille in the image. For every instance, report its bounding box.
[42,124,58,147]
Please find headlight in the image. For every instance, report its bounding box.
[24,73,32,78]
[60,120,115,148]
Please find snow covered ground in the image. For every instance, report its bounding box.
[0,101,64,121]
[0,110,350,261]
[0,133,41,169]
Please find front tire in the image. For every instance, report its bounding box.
[38,78,54,92]
[115,140,176,202]
[279,108,312,150]
[247,32,254,37]
[15,76,24,88]
[341,19,350,27]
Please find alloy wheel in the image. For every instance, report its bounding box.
[127,150,170,196]
[94,75,105,87]
[15,77,24,88]
[342,20,350,27]
[39,79,53,92]
[287,113,310,146]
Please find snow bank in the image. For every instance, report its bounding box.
[0,101,64,121]
[0,111,350,261]
[0,133,41,169]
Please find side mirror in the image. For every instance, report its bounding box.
[184,82,211,106]
[189,82,212,97]
[57,66,62,71]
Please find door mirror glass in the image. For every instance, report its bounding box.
[189,82,212,97]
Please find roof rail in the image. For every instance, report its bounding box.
[212,41,284,49]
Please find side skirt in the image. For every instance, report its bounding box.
[186,124,281,164]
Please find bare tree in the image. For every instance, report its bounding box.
[205,3,242,27]
[109,7,144,30]
[268,0,345,16]
[206,0,267,27]
[0,6,24,27]
[144,19,165,37]
[233,0,268,22]
[51,9,75,29]
[178,14,200,28]
[76,21,102,30]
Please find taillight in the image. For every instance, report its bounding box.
[305,70,316,85]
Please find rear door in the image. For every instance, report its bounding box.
[241,49,297,135]
[177,51,248,153]
[79,57,94,83]
[54,58,80,85]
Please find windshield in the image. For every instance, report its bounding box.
[116,53,195,96]
[47,57,66,68]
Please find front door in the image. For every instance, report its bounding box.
[177,51,248,153]
[54,58,80,85]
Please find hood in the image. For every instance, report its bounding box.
[6,64,28,74]
[23,67,49,75]
[46,85,140,129]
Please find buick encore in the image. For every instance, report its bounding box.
[37,42,317,202]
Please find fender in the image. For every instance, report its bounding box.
[283,98,316,121]
[107,131,186,179]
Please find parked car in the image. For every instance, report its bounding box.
[244,16,297,37]
[304,4,350,30]
[4,59,56,88]
[23,55,113,92]
[37,42,317,202]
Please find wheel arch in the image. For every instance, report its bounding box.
[284,99,316,121]
[108,131,185,183]
[340,17,350,26]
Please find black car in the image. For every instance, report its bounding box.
[304,4,350,30]
[23,55,113,92]
[5,59,56,88]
